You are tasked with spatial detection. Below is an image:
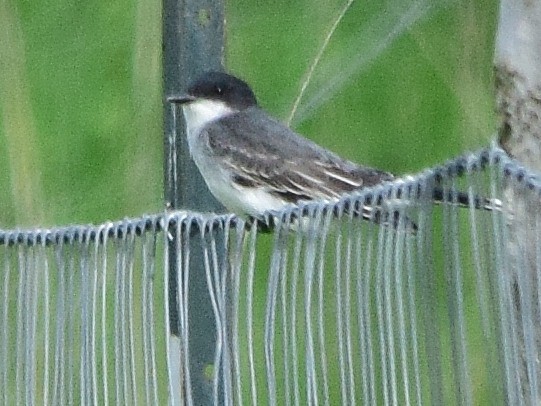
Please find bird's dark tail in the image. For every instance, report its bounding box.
[343,186,503,233]
[250,187,502,234]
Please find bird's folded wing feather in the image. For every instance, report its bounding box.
[201,108,394,204]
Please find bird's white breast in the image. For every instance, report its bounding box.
[182,100,288,217]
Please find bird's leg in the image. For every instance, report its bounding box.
[245,215,275,233]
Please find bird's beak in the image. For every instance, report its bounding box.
[167,94,196,104]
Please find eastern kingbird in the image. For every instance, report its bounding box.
[168,71,498,229]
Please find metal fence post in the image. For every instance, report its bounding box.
[163,0,225,403]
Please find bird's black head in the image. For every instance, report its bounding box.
[185,71,258,110]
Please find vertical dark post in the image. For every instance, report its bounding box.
[163,0,225,403]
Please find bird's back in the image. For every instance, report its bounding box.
[203,107,394,200]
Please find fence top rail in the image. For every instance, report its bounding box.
[0,145,535,247]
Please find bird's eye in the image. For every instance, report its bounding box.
[215,86,223,95]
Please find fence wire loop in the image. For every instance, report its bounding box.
[2,145,541,404]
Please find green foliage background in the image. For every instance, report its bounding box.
[0,0,497,228]
[0,0,500,403]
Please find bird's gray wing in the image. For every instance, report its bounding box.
[201,108,394,204]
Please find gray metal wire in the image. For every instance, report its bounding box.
[1,145,540,405]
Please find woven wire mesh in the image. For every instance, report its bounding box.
[0,145,539,405]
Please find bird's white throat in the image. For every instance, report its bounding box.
[182,99,237,139]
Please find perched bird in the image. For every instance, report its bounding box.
[168,71,497,230]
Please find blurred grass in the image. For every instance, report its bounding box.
[0,0,46,226]
[0,0,497,228]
